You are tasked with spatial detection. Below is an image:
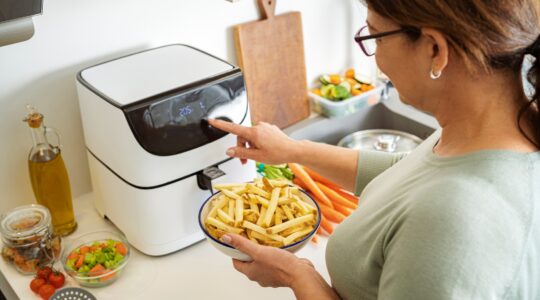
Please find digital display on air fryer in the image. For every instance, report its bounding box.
[124,72,247,156]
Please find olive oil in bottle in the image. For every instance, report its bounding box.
[24,106,77,236]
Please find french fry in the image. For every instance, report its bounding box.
[227,200,235,219]
[282,205,295,221]
[206,217,243,234]
[208,195,228,218]
[217,208,234,224]
[283,227,314,246]
[205,180,319,247]
[214,183,247,190]
[235,197,244,226]
[266,214,314,234]
[257,206,267,227]
[263,188,281,227]
[247,184,270,198]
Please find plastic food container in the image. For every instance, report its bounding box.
[0,204,61,275]
[61,230,130,288]
[309,84,384,118]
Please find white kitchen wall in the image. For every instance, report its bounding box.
[0,0,373,214]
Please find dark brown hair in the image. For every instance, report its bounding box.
[363,0,540,146]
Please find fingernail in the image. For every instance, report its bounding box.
[221,235,232,244]
[226,149,235,156]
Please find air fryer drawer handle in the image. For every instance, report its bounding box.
[197,166,226,194]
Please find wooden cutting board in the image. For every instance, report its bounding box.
[234,0,310,129]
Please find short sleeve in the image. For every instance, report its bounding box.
[355,150,407,196]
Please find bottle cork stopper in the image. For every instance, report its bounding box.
[23,105,43,128]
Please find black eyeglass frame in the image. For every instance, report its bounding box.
[354,25,420,56]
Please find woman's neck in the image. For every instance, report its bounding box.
[431,69,537,156]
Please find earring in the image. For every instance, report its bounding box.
[430,69,442,80]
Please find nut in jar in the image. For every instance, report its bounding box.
[0,204,61,275]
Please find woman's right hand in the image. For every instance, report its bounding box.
[209,119,300,165]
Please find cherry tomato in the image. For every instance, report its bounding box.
[36,266,53,280]
[29,278,46,293]
[38,284,55,300]
[48,271,65,288]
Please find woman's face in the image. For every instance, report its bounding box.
[366,10,434,111]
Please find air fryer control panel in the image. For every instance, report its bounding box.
[124,71,248,156]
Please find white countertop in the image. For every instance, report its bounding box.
[0,193,331,300]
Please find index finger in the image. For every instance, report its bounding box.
[209,119,252,138]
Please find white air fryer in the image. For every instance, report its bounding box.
[76,44,256,256]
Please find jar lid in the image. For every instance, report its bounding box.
[337,129,423,153]
[0,204,51,241]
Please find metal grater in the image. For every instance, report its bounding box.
[50,287,97,300]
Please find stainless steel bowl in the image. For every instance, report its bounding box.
[337,129,423,153]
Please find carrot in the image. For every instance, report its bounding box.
[320,215,334,235]
[289,163,334,208]
[315,182,357,210]
[115,242,128,256]
[89,264,105,276]
[303,166,344,190]
[79,246,90,255]
[333,203,353,217]
[293,177,308,190]
[67,251,78,260]
[319,203,346,223]
[75,254,84,268]
[333,188,359,205]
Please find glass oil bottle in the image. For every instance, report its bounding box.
[24,106,77,236]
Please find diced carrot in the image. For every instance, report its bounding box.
[99,243,107,248]
[333,203,353,217]
[303,167,344,191]
[320,215,334,235]
[330,74,341,84]
[345,68,355,79]
[67,251,78,260]
[289,163,334,208]
[100,270,116,282]
[89,264,105,276]
[75,255,84,268]
[315,182,357,210]
[79,246,90,255]
[91,246,100,252]
[115,242,128,256]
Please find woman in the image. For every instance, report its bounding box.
[209,1,540,299]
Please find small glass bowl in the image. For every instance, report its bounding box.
[61,230,130,288]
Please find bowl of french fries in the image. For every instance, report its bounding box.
[198,178,320,261]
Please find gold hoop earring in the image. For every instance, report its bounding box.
[430,69,442,80]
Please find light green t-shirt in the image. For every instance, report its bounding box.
[326,130,540,299]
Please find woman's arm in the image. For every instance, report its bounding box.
[209,119,359,191]
[222,234,341,300]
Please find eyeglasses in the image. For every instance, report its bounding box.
[354,25,420,56]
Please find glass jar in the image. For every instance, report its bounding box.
[0,204,61,275]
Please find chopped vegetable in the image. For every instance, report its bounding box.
[65,239,127,282]
[256,163,294,180]
[312,68,376,102]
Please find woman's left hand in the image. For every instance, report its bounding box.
[221,234,314,288]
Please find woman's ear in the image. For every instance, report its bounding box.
[421,28,449,75]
